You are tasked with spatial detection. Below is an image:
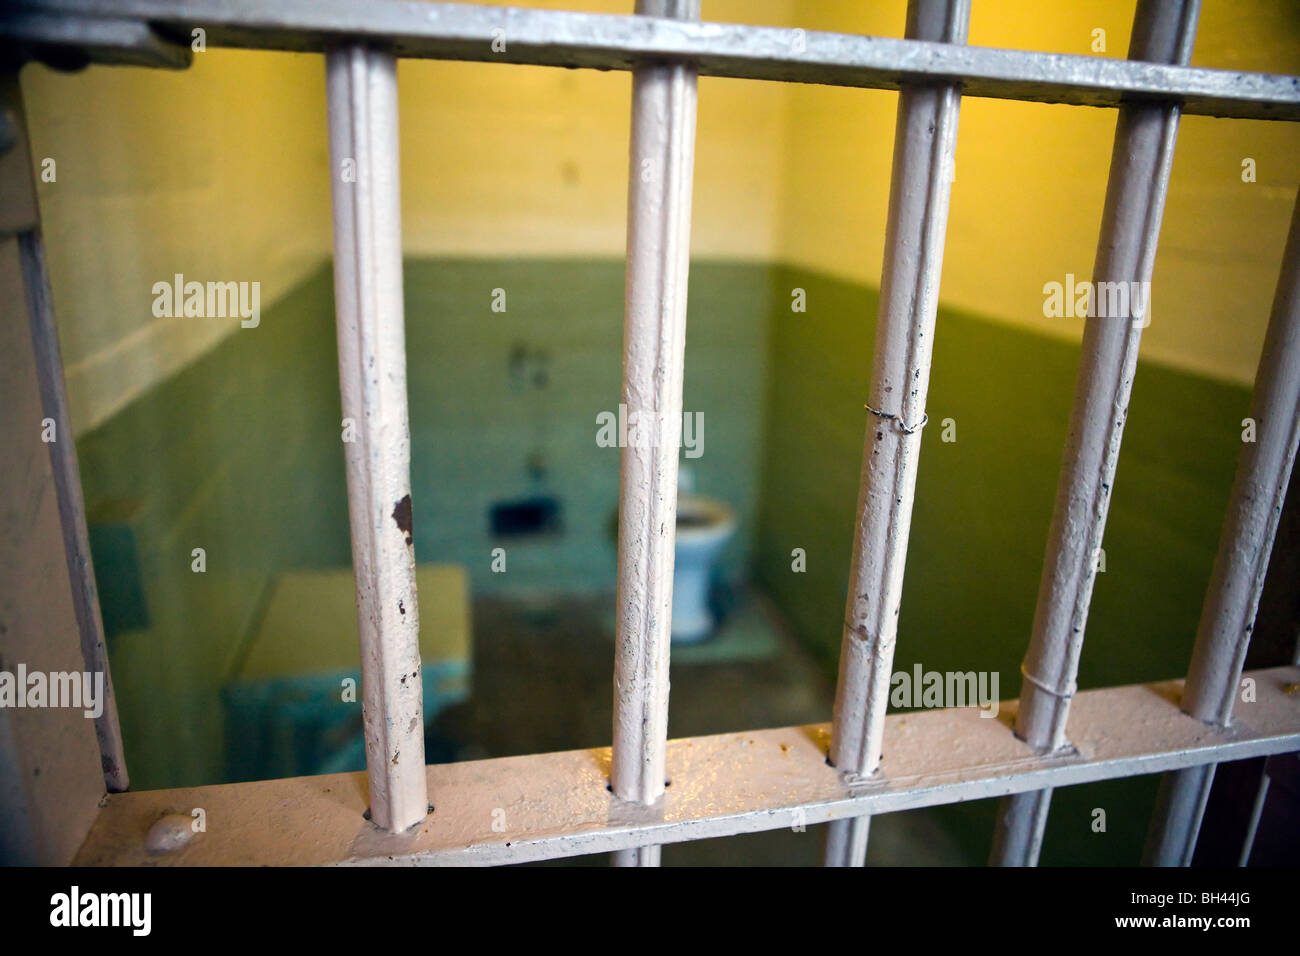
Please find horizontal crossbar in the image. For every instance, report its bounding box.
[73,666,1300,866]
[3,1,1299,120]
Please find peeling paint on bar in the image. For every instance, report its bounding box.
[1183,192,1300,730]
[2,0,1299,120]
[825,0,968,869]
[1144,192,1300,866]
[71,668,1300,866]
[610,0,699,869]
[325,45,427,834]
[990,0,1201,868]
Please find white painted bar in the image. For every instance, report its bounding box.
[1,75,129,793]
[72,668,1300,867]
[989,787,1052,866]
[825,0,968,868]
[610,0,699,868]
[1237,770,1271,866]
[1184,193,1300,726]
[325,45,427,834]
[823,814,869,868]
[0,75,111,863]
[20,231,130,793]
[1144,191,1300,865]
[611,845,661,867]
[990,0,1199,867]
[1143,761,1214,866]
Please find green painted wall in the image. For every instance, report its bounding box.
[77,267,349,790]
[755,265,1252,864]
[403,258,769,596]
[76,254,1256,865]
[78,258,770,790]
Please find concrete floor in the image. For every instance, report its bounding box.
[426,588,968,866]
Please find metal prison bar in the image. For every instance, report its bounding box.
[1143,194,1300,866]
[325,44,429,834]
[1,0,1298,868]
[990,0,1200,868]
[824,0,968,868]
[611,0,699,869]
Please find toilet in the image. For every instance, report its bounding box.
[671,493,736,643]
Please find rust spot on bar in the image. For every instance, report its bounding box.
[392,494,413,546]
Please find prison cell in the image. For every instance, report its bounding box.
[1,0,1298,867]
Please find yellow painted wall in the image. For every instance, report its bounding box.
[21,49,331,435]
[438,0,1300,383]
[778,0,1300,384]
[23,1,796,436]
[21,0,1300,430]
[397,0,794,260]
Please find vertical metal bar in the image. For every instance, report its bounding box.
[989,787,1051,866]
[0,73,122,862]
[0,76,129,792]
[1143,191,1300,865]
[20,231,129,793]
[610,0,699,868]
[1143,761,1215,866]
[823,0,969,868]
[1237,770,1271,867]
[990,0,1199,867]
[1183,196,1300,725]
[325,44,427,834]
[824,814,870,868]
[611,845,661,867]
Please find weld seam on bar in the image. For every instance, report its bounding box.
[1018,661,1074,700]
[990,0,1200,868]
[325,44,427,834]
[824,0,969,869]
